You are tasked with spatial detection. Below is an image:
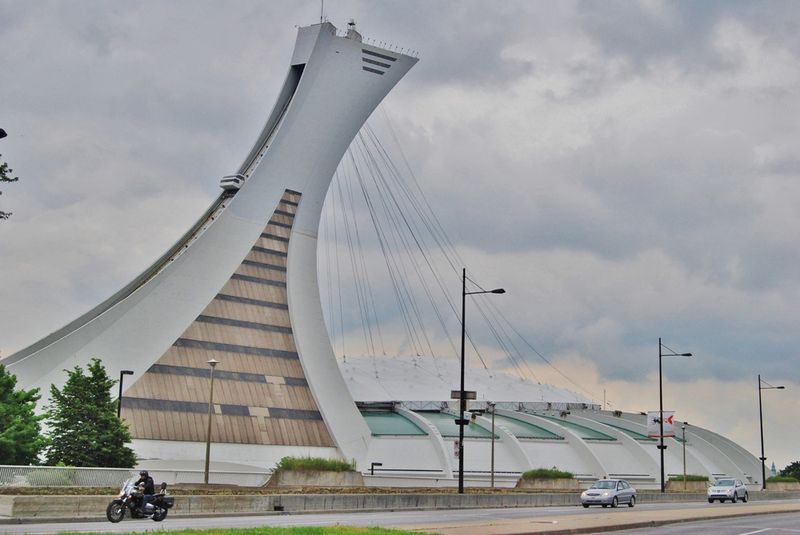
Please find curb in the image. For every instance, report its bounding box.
[473,506,800,535]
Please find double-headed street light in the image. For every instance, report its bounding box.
[758,374,785,490]
[658,338,692,493]
[458,268,504,494]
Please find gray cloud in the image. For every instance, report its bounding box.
[2,0,799,467]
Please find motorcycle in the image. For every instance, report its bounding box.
[106,477,174,523]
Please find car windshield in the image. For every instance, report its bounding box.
[591,481,617,489]
[715,479,735,486]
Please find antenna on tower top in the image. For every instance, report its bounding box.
[320,0,324,23]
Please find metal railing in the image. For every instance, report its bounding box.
[0,465,272,487]
[0,465,137,487]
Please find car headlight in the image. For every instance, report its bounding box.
[602,491,610,497]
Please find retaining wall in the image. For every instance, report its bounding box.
[266,470,365,488]
[3,491,800,521]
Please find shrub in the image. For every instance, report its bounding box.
[767,475,798,483]
[521,468,574,479]
[274,456,355,472]
[670,474,708,482]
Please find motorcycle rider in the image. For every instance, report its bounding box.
[134,470,155,513]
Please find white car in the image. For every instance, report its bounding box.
[707,478,748,503]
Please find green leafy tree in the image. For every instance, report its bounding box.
[781,461,800,481]
[44,358,136,468]
[1,128,18,220]
[0,152,17,220]
[0,364,46,464]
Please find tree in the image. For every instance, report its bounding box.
[781,461,800,481]
[44,358,136,468]
[0,364,46,465]
[1,127,19,220]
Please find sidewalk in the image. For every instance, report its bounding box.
[407,501,800,534]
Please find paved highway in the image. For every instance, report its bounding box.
[602,512,800,534]
[2,499,799,534]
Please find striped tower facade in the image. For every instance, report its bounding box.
[5,22,418,470]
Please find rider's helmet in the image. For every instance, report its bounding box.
[139,470,149,478]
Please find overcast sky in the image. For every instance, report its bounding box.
[1,0,799,469]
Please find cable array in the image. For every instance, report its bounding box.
[319,109,601,403]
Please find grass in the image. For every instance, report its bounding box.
[767,475,799,482]
[59,528,425,535]
[274,456,355,473]
[670,474,709,482]
[521,468,574,479]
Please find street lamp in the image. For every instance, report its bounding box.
[117,370,134,418]
[458,267,504,494]
[758,374,785,491]
[203,358,220,485]
[658,338,692,493]
[488,402,497,489]
[681,423,687,491]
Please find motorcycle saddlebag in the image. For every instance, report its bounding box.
[158,496,175,509]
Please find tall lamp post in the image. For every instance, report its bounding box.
[658,338,692,493]
[758,374,785,490]
[458,268,504,494]
[489,402,496,489]
[117,370,134,418]
[204,358,220,485]
[681,423,687,491]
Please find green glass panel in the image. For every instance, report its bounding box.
[415,411,494,438]
[599,421,657,441]
[361,411,427,436]
[531,413,616,441]
[494,414,563,440]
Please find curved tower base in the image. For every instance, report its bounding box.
[5,22,417,470]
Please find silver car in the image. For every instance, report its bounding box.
[581,479,637,508]
[707,478,748,503]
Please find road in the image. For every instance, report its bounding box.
[2,499,799,534]
[602,512,800,534]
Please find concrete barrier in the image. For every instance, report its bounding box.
[3,490,799,521]
[766,481,800,491]
[265,470,365,488]
[516,478,580,491]
[665,480,708,492]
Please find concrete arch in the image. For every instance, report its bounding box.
[568,414,659,482]
[500,410,607,480]
[396,407,453,478]
[472,415,532,471]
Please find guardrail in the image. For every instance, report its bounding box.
[0,465,272,488]
[0,465,136,487]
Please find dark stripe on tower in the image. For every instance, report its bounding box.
[196,314,293,334]
[173,338,298,360]
[214,293,289,310]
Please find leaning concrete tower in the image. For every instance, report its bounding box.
[5,21,417,469]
